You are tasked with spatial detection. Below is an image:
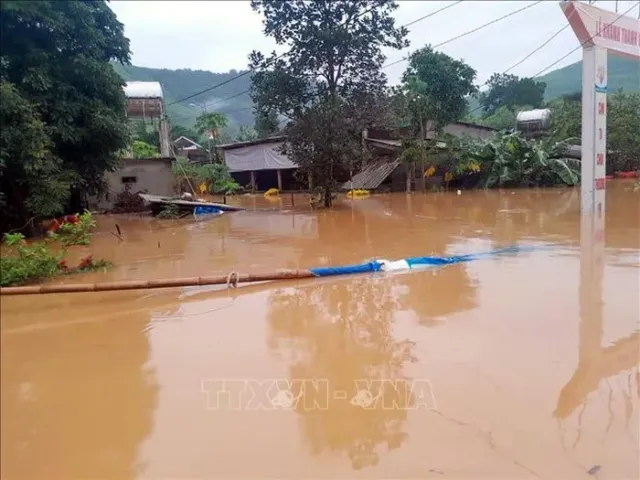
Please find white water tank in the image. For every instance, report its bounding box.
[516,109,551,137]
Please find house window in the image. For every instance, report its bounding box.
[121,176,137,184]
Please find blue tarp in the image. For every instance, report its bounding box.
[194,206,223,216]
[309,245,544,278]
[309,261,382,277]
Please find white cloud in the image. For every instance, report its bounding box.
[109,0,640,84]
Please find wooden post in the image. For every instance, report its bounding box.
[250,171,256,193]
[277,169,283,191]
[307,172,313,190]
[291,192,294,207]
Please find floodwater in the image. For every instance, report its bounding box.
[1,181,639,479]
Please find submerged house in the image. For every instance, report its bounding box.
[218,136,307,191]
[345,121,496,192]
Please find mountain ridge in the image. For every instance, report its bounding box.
[114,56,639,128]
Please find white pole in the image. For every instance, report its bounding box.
[580,44,607,216]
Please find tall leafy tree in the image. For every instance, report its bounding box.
[401,45,477,135]
[0,0,131,232]
[547,95,581,142]
[397,46,476,192]
[195,112,228,161]
[195,112,228,138]
[479,73,546,116]
[235,125,259,142]
[254,108,280,138]
[169,124,199,142]
[249,0,407,207]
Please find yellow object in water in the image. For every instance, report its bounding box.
[347,189,370,198]
[264,188,280,197]
[467,161,481,173]
[424,166,436,178]
[444,172,453,182]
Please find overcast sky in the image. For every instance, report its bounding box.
[109,0,640,86]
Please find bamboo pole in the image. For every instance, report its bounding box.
[0,270,316,296]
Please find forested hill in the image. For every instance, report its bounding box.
[114,56,639,128]
[537,55,640,100]
[112,63,253,128]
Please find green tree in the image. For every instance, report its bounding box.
[132,121,160,149]
[608,91,640,173]
[401,45,477,135]
[0,0,130,233]
[195,112,228,161]
[170,124,199,142]
[249,0,407,207]
[480,73,546,117]
[235,125,259,142]
[254,109,280,138]
[195,112,228,136]
[0,81,72,233]
[132,140,160,159]
[547,95,581,142]
[479,105,517,131]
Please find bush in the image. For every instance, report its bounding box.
[132,140,160,159]
[0,233,63,286]
[0,212,108,287]
[172,157,241,195]
[57,210,96,246]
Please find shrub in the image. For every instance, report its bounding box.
[172,157,241,195]
[0,233,63,286]
[0,212,108,287]
[57,210,96,246]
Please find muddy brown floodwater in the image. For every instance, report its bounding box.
[1,182,639,479]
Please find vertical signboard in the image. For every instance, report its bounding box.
[593,45,607,242]
[580,45,608,215]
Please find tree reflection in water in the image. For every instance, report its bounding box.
[267,276,416,470]
[399,265,478,326]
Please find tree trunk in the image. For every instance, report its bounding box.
[323,183,332,208]
[406,162,413,193]
[11,184,36,237]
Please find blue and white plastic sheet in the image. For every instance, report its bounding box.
[309,245,542,277]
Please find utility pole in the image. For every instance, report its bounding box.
[190,102,213,163]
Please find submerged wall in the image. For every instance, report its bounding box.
[90,158,176,211]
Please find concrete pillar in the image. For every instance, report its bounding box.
[581,45,607,215]
[277,169,283,191]
[158,116,171,157]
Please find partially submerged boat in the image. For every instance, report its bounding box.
[139,193,244,215]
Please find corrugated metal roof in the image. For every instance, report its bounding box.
[218,135,287,150]
[342,159,401,190]
[123,81,164,99]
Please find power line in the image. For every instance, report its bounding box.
[382,1,544,70]
[530,1,639,78]
[168,1,464,108]
[476,0,591,87]
[403,0,463,28]
[166,4,378,107]
[467,0,639,116]
[178,1,543,119]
